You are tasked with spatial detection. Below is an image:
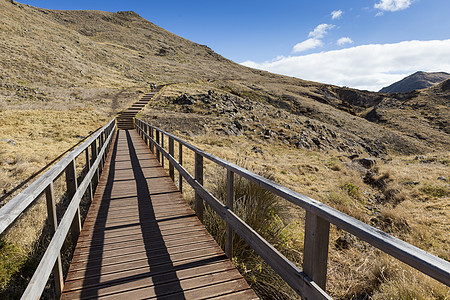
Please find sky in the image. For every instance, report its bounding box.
[19,0,450,91]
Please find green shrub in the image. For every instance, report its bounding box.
[341,182,361,200]
[419,184,449,198]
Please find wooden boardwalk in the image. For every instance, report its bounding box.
[61,130,257,299]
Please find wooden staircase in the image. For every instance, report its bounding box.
[116,86,162,130]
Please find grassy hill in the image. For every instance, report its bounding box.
[0,0,449,299]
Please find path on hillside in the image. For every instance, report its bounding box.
[116,86,162,130]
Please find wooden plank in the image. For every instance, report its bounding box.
[67,247,226,280]
[63,266,244,299]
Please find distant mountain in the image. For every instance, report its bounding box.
[379,71,450,93]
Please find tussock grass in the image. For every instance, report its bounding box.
[168,130,449,299]
[196,166,302,299]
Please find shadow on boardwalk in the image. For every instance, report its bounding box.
[79,130,185,299]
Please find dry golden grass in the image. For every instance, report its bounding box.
[146,113,449,299]
[0,109,109,202]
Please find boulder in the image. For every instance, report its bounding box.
[354,158,376,169]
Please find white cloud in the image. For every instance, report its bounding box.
[375,0,412,12]
[308,24,335,39]
[241,39,450,91]
[331,10,343,20]
[337,37,353,46]
[292,38,323,53]
[292,24,335,53]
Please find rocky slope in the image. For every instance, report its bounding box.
[379,71,450,93]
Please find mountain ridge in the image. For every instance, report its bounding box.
[379,71,450,93]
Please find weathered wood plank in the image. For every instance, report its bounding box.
[303,211,330,290]
[45,183,64,298]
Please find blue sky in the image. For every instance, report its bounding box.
[19,0,450,91]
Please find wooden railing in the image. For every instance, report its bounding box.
[135,118,450,299]
[0,119,116,299]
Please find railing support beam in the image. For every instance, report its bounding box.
[65,160,81,244]
[303,211,330,290]
[179,143,183,192]
[225,170,234,258]
[45,183,63,298]
[169,137,174,181]
[156,130,160,162]
[195,153,204,222]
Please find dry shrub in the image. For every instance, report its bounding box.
[382,183,407,205]
[202,168,302,299]
[371,208,410,235]
[327,246,390,298]
[371,255,450,300]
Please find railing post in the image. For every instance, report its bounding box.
[161,133,165,168]
[225,170,234,258]
[179,143,183,192]
[65,160,81,244]
[85,148,93,202]
[156,130,160,162]
[102,131,107,164]
[98,135,104,174]
[45,183,63,298]
[144,123,149,146]
[195,153,204,222]
[150,126,154,153]
[303,211,330,290]
[91,139,99,188]
[169,137,174,181]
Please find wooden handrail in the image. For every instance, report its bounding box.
[0,119,115,299]
[0,119,116,235]
[135,118,450,297]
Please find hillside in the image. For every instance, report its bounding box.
[0,1,449,299]
[1,0,448,157]
[379,71,450,93]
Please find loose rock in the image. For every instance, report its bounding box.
[354,158,376,169]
